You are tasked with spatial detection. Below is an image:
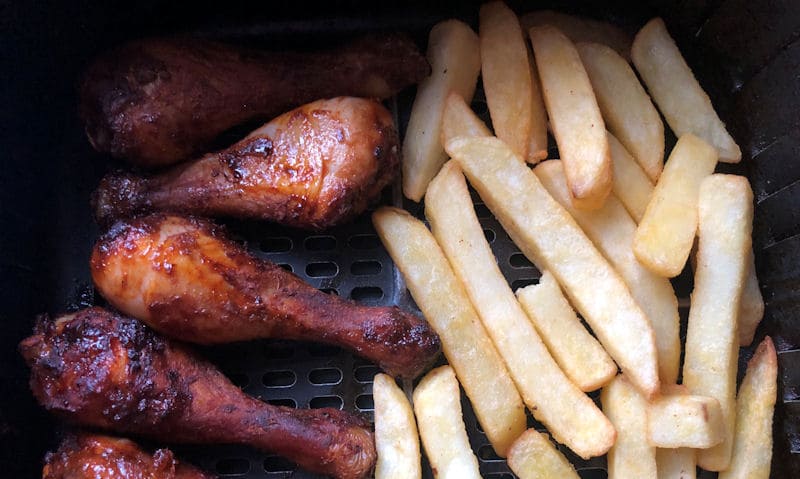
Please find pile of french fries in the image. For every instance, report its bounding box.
[378,3,776,478]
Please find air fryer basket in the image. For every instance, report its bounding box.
[1,1,798,477]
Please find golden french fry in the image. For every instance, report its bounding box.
[412,366,481,479]
[374,373,421,479]
[578,42,664,181]
[535,159,680,384]
[529,25,611,210]
[507,429,580,479]
[633,134,718,278]
[427,162,615,458]
[445,136,659,399]
[402,20,481,202]
[739,249,765,346]
[657,448,696,479]
[373,206,526,456]
[631,18,741,163]
[527,49,549,162]
[520,10,632,60]
[479,1,532,160]
[441,92,491,147]
[608,131,654,223]
[516,271,617,392]
[719,336,777,479]
[683,174,754,471]
[647,392,725,449]
[602,375,657,479]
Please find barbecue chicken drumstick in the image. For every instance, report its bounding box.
[91,214,440,379]
[21,308,376,479]
[80,34,428,167]
[93,97,398,230]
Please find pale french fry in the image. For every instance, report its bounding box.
[535,159,680,384]
[608,131,654,223]
[602,375,657,479]
[445,136,659,399]
[372,207,526,456]
[657,448,696,479]
[412,366,481,479]
[426,162,615,458]
[520,10,632,60]
[440,92,491,146]
[577,42,664,181]
[507,429,580,479]
[527,49,549,162]
[683,174,754,471]
[516,271,617,392]
[631,18,741,163]
[402,20,481,202]
[373,373,421,479]
[529,25,611,210]
[479,1,532,160]
[719,336,777,479]
[633,134,718,278]
[739,249,765,346]
[647,392,725,449]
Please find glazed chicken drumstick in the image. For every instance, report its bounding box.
[91,214,440,379]
[43,433,214,479]
[80,34,429,167]
[93,97,398,230]
[20,308,376,479]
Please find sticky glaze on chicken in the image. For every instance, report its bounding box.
[80,34,429,167]
[20,308,376,479]
[93,97,398,230]
[90,214,440,379]
[43,433,213,479]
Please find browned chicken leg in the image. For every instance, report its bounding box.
[21,308,376,479]
[91,214,440,379]
[80,34,429,167]
[93,97,398,230]
[43,433,214,479]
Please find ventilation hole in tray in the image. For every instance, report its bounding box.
[484,228,496,243]
[215,457,250,475]
[263,344,294,359]
[355,393,374,410]
[263,455,296,473]
[308,343,341,357]
[306,261,339,278]
[262,370,296,388]
[354,365,381,382]
[478,444,503,461]
[304,235,337,251]
[310,395,344,409]
[579,469,608,478]
[319,287,339,296]
[267,398,296,407]
[260,237,292,253]
[511,278,538,290]
[227,373,249,388]
[351,286,384,302]
[474,203,491,219]
[308,368,343,385]
[509,252,534,268]
[350,260,382,276]
[278,263,293,272]
[348,233,381,250]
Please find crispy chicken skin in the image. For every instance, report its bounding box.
[93,97,399,230]
[80,34,428,167]
[90,214,440,379]
[43,433,213,479]
[20,308,376,479]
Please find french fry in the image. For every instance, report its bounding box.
[507,429,580,479]
[445,136,659,399]
[608,131,654,223]
[479,1,532,160]
[529,25,611,210]
[739,249,765,346]
[440,92,491,146]
[535,159,680,384]
[633,134,717,278]
[719,336,777,479]
[402,20,481,202]
[631,18,741,163]
[516,271,617,392]
[683,174,754,471]
[577,42,664,181]
[373,206,526,456]
[527,49,549,162]
[374,373,421,479]
[426,161,615,458]
[412,366,481,479]
[520,10,632,60]
[647,391,725,449]
[657,448,696,479]
[602,375,657,479]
